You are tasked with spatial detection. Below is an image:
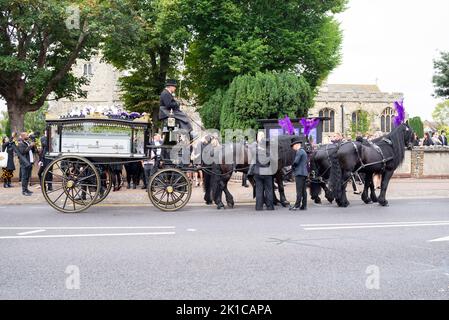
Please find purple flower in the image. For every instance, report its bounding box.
[393,100,406,127]
[278,116,295,135]
[300,118,320,136]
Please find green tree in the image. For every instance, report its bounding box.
[349,110,370,139]
[102,0,190,125]
[213,72,312,131]
[199,89,223,129]
[432,100,449,132]
[0,0,118,132]
[183,0,347,105]
[408,116,424,138]
[24,102,48,134]
[433,52,449,99]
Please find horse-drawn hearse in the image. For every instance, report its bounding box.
[40,99,414,214]
[41,112,193,213]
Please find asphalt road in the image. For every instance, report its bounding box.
[1,199,449,300]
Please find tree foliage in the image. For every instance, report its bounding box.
[433,51,449,99]
[102,0,190,123]
[183,0,346,105]
[432,100,449,132]
[408,116,424,138]
[201,72,312,130]
[0,0,118,131]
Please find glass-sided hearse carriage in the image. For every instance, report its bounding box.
[41,114,192,213]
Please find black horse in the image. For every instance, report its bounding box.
[309,144,337,204]
[329,123,414,207]
[204,135,298,209]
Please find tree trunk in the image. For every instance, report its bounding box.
[7,101,26,133]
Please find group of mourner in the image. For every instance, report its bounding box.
[1,79,417,212]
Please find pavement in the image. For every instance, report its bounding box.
[1,198,449,299]
[1,178,449,207]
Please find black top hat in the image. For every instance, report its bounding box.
[290,136,304,147]
[165,79,178,87]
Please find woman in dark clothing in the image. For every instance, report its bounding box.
[2,137,16,188]
[110,163,123,191]
[423,132,434,147]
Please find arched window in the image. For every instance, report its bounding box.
[83,63,93,76]
[319,108,335,133]
[381,107,394,133]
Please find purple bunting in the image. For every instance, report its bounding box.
[393,100,406,127]
[300,118,320,136]
[278,116,295,135]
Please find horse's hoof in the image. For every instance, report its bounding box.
[281,201,290,208]
[371,197,378,203]
[217,204,225,210]
[379,201,389,207]
[314,199,322,204]
[205,201,213,205]
[227,203,234,209]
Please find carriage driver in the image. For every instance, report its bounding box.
[159,79,193,133]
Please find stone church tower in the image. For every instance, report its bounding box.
[47,55,124,115]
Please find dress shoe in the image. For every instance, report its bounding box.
[289,206,300,211]
[141,185,147,190]
[22,191,32,196]
[26,189,33,194]
[300,207,307,211]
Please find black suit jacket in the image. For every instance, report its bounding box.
[17,141,36,167]
[439,136,448,146]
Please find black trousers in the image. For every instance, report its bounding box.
[38,161,53,189]
[143,164,154,187]
[21,165,32,192]
[294,175,307,209]
[254,175,274,211]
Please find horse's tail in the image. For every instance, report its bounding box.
[329,152,343,202]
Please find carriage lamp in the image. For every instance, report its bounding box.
[167,109,176,128]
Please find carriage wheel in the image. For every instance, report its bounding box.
[74,166,112,205]
[148,168,192,211]
[41,156,101,213]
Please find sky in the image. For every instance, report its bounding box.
[1,0,449,121]
[328,0,449,121]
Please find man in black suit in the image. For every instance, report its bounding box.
[439,130,448,146]
[159,79,193,132]
[17,132,36,196]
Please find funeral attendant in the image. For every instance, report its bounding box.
[289,138,308,211]
[17,132,36,196]
[159,79,193,132]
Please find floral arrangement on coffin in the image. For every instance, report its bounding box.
[59,106,144,121]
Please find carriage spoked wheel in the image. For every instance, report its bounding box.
[41,156,101,213]
[73,166,112,205]
[148,168,192,211]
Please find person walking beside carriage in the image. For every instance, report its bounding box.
[248,137,275,211]
[289,137,308,211]
[17,132,37,196]
[1,137,16,188]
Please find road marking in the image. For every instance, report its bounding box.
[0,232,176,240]
[303,221,449,231]
[428,236,449,243]
[302,220,449,227]
[0,226,175,230]
[16,229,46,236]
[187,229,197,232]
